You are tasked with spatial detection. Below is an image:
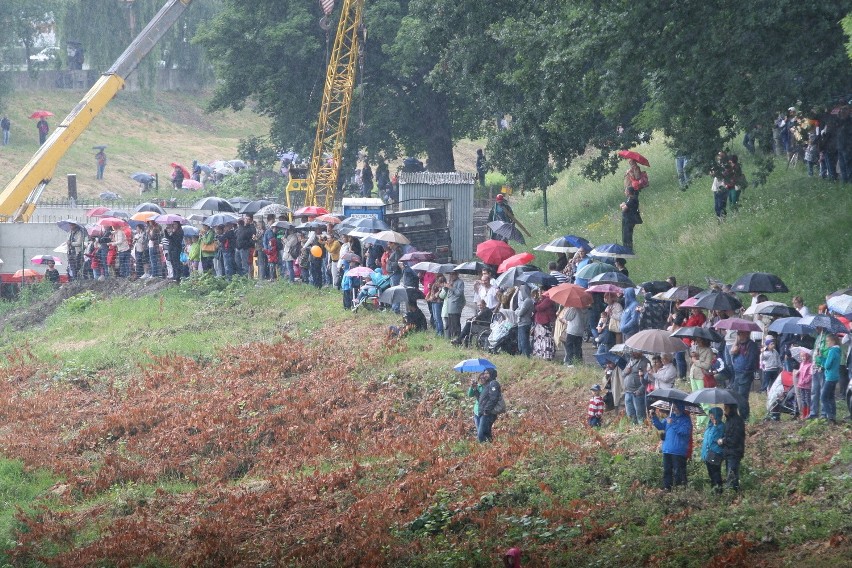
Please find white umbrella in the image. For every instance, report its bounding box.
[53,242,69,254]
[371,230,410,244]
[743,300,786,316]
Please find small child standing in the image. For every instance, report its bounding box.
[760,337,781,393]
[588,384,605,427]
[804,132,818,177]
[796,349,813,420]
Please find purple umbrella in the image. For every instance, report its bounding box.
[713,318,761,332]
[154,214,188,225]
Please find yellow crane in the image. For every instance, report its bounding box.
[0,0,194,222]
[287,0,365,213]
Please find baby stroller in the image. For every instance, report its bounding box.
[482,309,519,355]
[352,273,392,312]
[766,370,797,420]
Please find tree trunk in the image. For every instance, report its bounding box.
[423,92,455,172]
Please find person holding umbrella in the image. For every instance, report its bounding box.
[730,331,759,422]
[37,116,49,145]
[44,260,60,286]
[476,368,504,442]
[623,350,651,424]
[701,407,726,493]
[66,222,86,281]
[164,221,185,283]
[651,401,693,490]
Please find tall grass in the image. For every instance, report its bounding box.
[510,141,852,307]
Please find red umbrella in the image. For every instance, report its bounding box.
[11,269,42,282]
[476,239,515,265]
[544,283,593,308]
[29,110,54,119]
[315,214,341,224]
[97,217,128,228]
[170,162,191,179]
[617,149,650,167]
[294,206,330,217]
[346,266,374,278]
[497,252,535,273]
[86,206,111,217]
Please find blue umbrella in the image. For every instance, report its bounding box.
[454,358,496,372]
[767,317,811,335]
[56,219,83,232]
[826,294,852,317]
[798,315,848,334]
[590,243,636,259]
[595,352,627,369]
[563,235,593,252]
[182,226,199,237]
[203,212,240,227]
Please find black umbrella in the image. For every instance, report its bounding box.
[647,387,690,404]
[656,285,704,301]
[517,270,559,288]
[228,196,252,206]
[379,285,424,305]
[192,196,237,212]
[92,145,107,150]
[239,200,274,215]
[685,388,739,405]
[131,172,155,185]
[640,280,671,295]
[693,291,743,312]
[755,304,801,318]
[731,272,788,293]
[453,260,492,275]
[671,326,723,343]
[135,202,165,214]
[486,220,526,244]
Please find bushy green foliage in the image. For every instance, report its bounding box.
[62,290,98,313]
[211,169,284,200]
[237,136,279,171]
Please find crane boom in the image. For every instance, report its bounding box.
[299,0,364,212]
[0,0,193,222]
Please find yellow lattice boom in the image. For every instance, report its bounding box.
[301,0,364,212]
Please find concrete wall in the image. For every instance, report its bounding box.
[0,223,70,275]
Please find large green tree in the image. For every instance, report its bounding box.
[411,0,851,188]
[197,0,476,172]
[59,0,216,87]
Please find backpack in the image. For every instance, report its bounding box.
[493,392,507,415]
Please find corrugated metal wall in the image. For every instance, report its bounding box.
[399,172,475,261]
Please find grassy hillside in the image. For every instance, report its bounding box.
[0,278,849,566]
[0,89,269,200]
[505,143,852,307]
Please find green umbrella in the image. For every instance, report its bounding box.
[575,261,612,280]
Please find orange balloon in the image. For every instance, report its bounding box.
[311,245,323,258]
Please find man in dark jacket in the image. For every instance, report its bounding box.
[235,216,256,277]
[620,187,641,251]
[718,403,745,490]
[476,368,502,442]
[730,331,759,421]
[164,221,185,283]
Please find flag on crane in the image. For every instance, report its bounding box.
[321,0,335,15]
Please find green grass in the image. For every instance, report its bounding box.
[0,89,270,201]
[508,142,852,307]
[0,459,59,564]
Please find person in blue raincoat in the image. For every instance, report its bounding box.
[701,407,726,492]
[620,287,640,340]
[652,401,693,490]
